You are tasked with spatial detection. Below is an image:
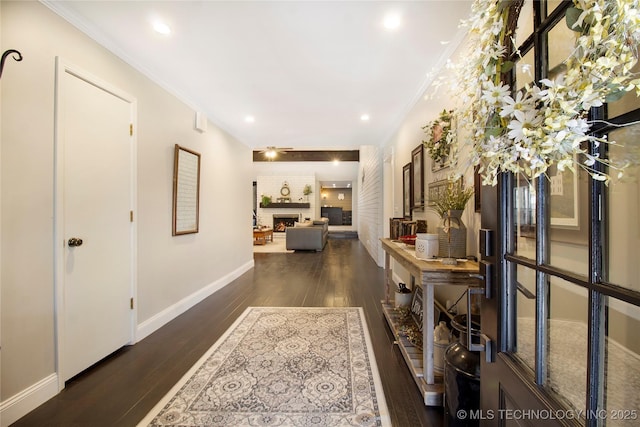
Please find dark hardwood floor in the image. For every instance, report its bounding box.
[13,238,443,426]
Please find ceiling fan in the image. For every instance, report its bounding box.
[258,146,292,159]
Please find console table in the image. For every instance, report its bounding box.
[380,238,479,406]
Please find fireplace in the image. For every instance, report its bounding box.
[273,214,299,232]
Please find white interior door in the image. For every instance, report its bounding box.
[57,63,135,382]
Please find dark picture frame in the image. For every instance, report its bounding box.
[402,162,413,218]
[411,144,424,211]
[172,144,201,236]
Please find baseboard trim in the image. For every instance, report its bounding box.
[0,373,58,427]
[136,259,254,341]
[1,260,254,425]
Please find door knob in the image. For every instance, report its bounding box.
[68,238,83,247]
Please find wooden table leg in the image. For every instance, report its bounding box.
[384,252,391,304]
[424,281,435,384]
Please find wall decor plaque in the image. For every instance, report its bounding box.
[172,144,201,235]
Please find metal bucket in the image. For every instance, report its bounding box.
[444,314,481,426]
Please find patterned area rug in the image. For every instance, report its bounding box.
[138,307,390,427]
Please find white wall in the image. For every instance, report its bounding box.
[358,145,384,266]
[381,36,480,305]
[252,160,359,224]
[0,1,252,419]
[256,174,316,227]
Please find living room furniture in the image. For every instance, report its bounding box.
[253,228,273,245]
[285,219,328,251]
[321,206,343,225]
[380,238,479,406]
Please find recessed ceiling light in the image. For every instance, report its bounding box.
[153,21,171,35]
[383,13,401,30]
[245,115,255,123]
[333,160,340,166]
[360,114,370,121]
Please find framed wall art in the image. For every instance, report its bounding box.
[425,109,454,172]
[549,163,579,228]
[411,144,424,211]
[403,162,412,218]
[172,144,201,236]
[410,284,424,332]
[515,167,588,245]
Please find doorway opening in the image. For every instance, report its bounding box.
[319,181,353,231]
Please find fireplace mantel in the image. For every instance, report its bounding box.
[259,202,310,209]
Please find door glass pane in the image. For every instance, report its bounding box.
[515,0,533,48]
[605,298,640,424]
[514,173,536,257]
[545,1,563,18]
[547,277,588,412]
[549,166,589,275]
[608,125,640,292]
[515,48,535,91]
[607,57,640,118]
[547,16,577,79]
[514,264,536,372]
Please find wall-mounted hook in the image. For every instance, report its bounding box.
[0,49,23,79]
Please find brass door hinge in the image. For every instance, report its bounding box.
[130,211,134,222]
[129,124,133,136]
[130,298,134,310]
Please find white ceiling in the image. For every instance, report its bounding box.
[44,1,471,150]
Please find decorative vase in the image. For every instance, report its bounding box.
[395,291,413,308]
[395,283,413,308]
[438,209,466,259]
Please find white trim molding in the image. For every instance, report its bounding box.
[0,374,58,427]
[136,259,254,341]
[53,57,139,389]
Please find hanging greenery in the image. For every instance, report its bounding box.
[422,109,455,164]
[450,0,640,185]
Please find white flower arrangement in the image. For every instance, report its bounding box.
[422,109,455,164]
[450,0,640,185]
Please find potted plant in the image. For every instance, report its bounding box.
[430,180,473,263]
[303,184,313,201]
[261,195,272,207]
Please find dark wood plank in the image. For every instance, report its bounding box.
[252,150,359,162]
[13,238,443,426]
